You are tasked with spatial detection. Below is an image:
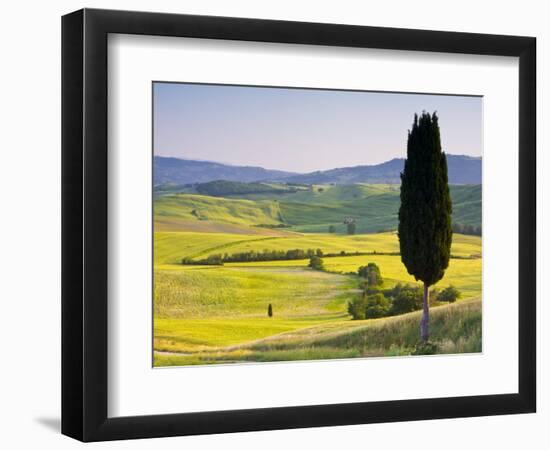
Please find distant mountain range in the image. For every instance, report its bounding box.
[154,154,481,186]
[154,156,296,185]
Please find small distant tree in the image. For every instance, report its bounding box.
[348,296,367,320]
[437,285,461,303]
[358,263,383,287]
[316,248,324,257]
[268,303,273,317]
[347,222,356,235]
[328,225,336,233]
[308,255,325,270]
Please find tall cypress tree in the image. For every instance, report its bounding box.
[398,112,452,343]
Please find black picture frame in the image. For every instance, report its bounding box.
[62,8,536,442]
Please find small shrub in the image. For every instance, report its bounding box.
[268,303,273,317]
[308,255,325,271]
[348,293,390,320]
[388,284,423,315]
[365,294,391,318]
[328,225,336,233]
[358,262,383,287]
[411,341,439,355]
[438,285,461,303]
[347,296,366,320]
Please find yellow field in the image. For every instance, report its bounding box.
[155,230,481,264]
[153,229,481,365]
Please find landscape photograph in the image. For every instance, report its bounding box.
[152,82,482,367]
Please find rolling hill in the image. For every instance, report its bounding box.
[154,183,481,234]
[276,155,481,185]
[154,156,296,185]
[154,154,481,186]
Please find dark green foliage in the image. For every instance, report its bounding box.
[347,296,366,320]
[195,180,298,196]
[328,225,336,233]
[183,248,399,265]
[347,222,356,235]
[268,303,273,317]
[254,223,291,229]
[398,112,453,342]
[364,285,382,296]
[348,293,391,320]
[181,254,223,266]
[348,283,438,320]
[437,285,461,303]
[388,284,423,315]
[365,294,391,318]
[398,112,453,287]
[308,255,325,270]
[357,262,383,287]
[411,341,439,355]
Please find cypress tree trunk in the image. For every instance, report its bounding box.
[421,283,429,342]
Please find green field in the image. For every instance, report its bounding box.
[155,299,481,366]
[153,182,482,366]
[154,183,481,234]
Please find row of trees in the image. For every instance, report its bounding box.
[328,218,357,234]
[195,180,299,196]
[328,221,480,237]
[182,248,400,266]
[182,248,325,265]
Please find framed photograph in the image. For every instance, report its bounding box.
[62,8,536,442]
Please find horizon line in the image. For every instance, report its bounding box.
[154,153,482,175]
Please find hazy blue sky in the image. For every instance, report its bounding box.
[153,82,482,173]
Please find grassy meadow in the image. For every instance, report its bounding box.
[153,183,482,366]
